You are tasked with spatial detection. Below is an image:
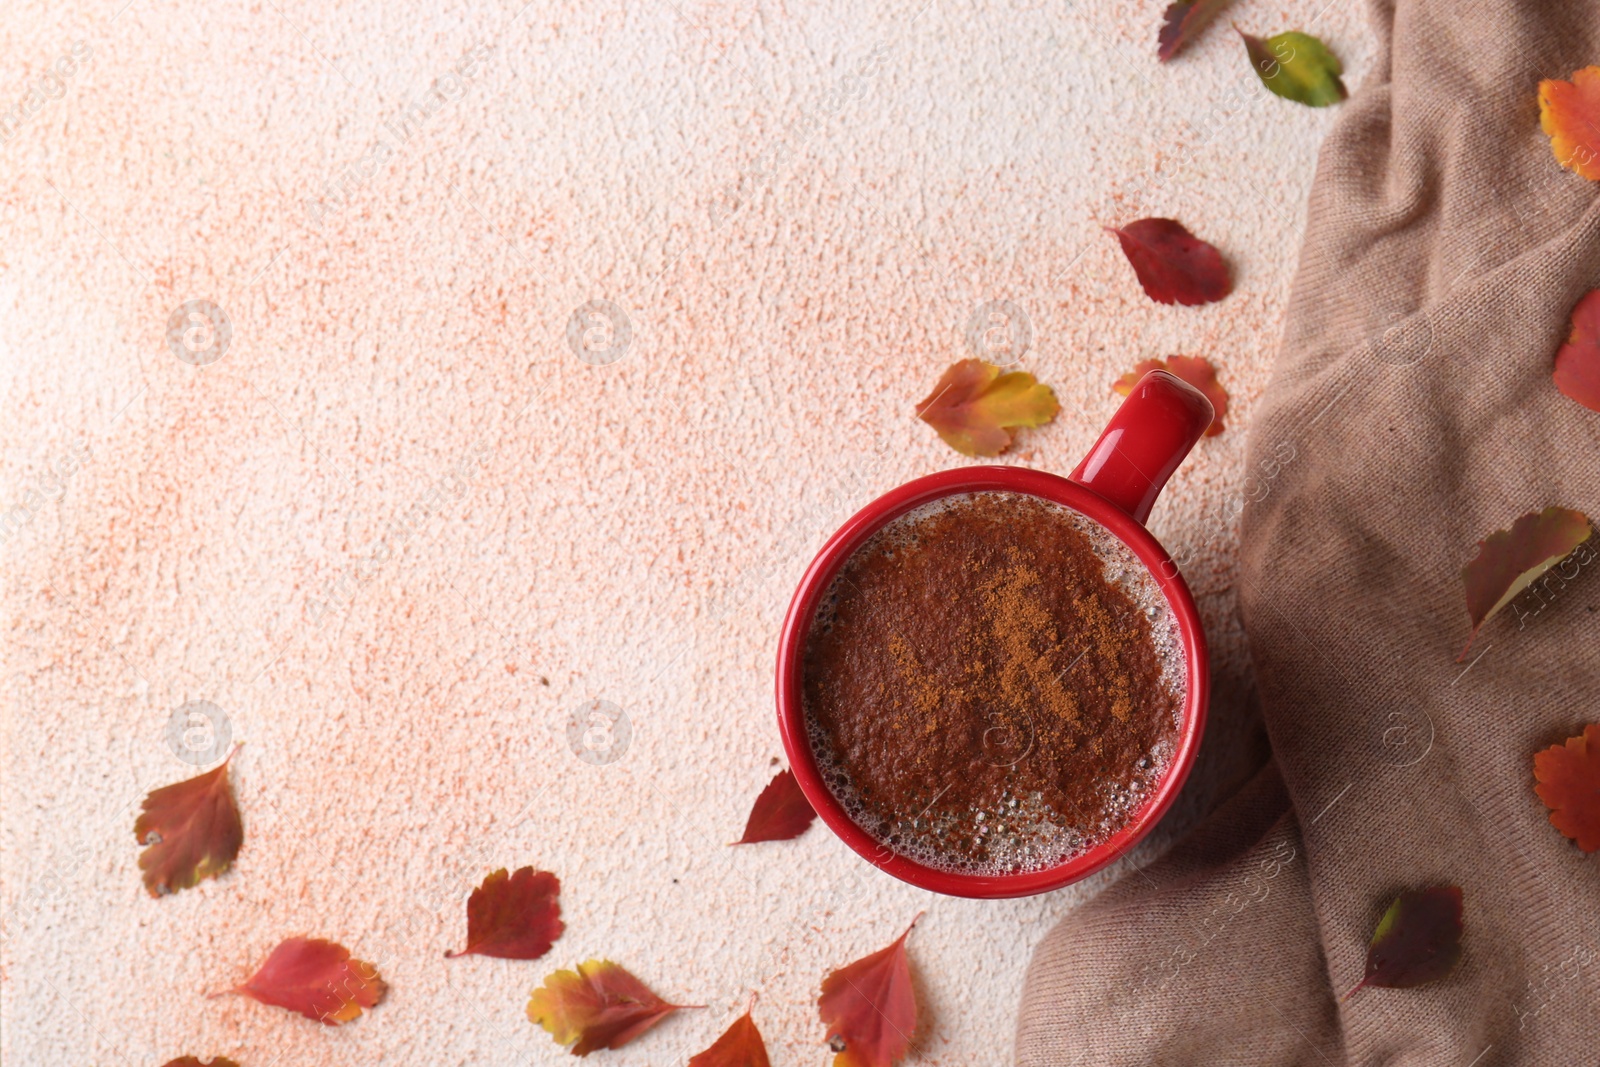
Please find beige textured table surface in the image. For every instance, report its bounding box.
[1,0,1367,1062]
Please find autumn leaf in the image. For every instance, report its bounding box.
[445,866,564,960]
[1553,289,1600,412]
[915,360,1058,457]
[134,743,243,897]
[1535,724,1600,852]
[1343,887,1463,1000]
[733,768,816,845]
[160,1059,240,1067]
[1157,0,1233,61]
[819,916,920,1067]
[220,937,387,1025]
[1113,356,1229,436]
[1238,29,1347,107]
[1459,506,1593,658]
[688,1007,772,1067]
[528,960,696,1056]
[1539,67,1600,180]
[1106,218,1231,307]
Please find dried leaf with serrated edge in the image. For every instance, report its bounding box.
[134,743,243,897]
[733,768,816,845]
[1157,0,1234,61]
[915,360,1058,457]
[528,960,697,1057]
[219,937,386,1025]
[1535,724,1600,852]
[1114,356,1228,436]
[819,916,919,1067]
[1459,507,1592,658]
[1342,887,1463,1000]
[688,1008,772,1067]
[1106,219,1231,307]
[445,866,564,960]
[160,1059,240,1067]
[1554,289,1600,412]
[1540,67,1600,180]
[1238,29,1347,107]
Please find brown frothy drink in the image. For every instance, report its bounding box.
[801,491,1184,874]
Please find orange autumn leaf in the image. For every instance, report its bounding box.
[733,768,816,845]
[1114,356,1228,436]
[1554,289,1600,413]
[528,959,696,1056]
[221,937,386,1025]
[1534,724,1600,852]
[915,359,1058,457]
[1539,67,1600,180]
[688,1008,772,1067]
[818,916,920,1067]
[1459,506,1593,658]
[445,866,564,960]
[134,743,243,897]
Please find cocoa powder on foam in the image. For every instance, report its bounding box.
[803,491,1184,875]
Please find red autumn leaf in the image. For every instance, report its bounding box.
[688,1008,772,1067]
[1113,356,1229,436]
[445,866,564,960]
[914,360,1059,457]
[160,1059,240,1067]
[733,768,817,845]
[1459,506,1593,658]
[1342,887,1463,1000]
[1539,66,1600,180]
[818,916,920,1067]
[133,743,243,897]
[1106,218,1231,306]
[1534,724,1600,852]
[220,937,387,1025]
[1157,0,1233,61]
[527,959,697,1056]
[1553,288,1600,413]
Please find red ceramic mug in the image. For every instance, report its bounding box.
[775,370,1215,898]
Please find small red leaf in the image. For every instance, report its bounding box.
[1534,724,1600,852]
[1107,218,1231,306]
[1459,507,1593,658]
[1553,289,1600,412]
[1343,887,1463,1000]
[527,960,697,1056]
[134,744,243,897]
[160,1059,240,1067]
[733,769,816,845]
[1113,356,1229,436]
[445,866,564,960]
[818,916,920,1067]
[223,937,387,1025]
[688,1008,772,1067]
[1157,0,1234,61]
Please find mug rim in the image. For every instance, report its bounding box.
[775,464,1209,899]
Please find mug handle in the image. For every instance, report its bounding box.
[1068,370,1214,524]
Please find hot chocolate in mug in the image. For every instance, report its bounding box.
[775,370,1214,898]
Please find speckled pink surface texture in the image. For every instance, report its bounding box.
[1,0,1368,1062]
